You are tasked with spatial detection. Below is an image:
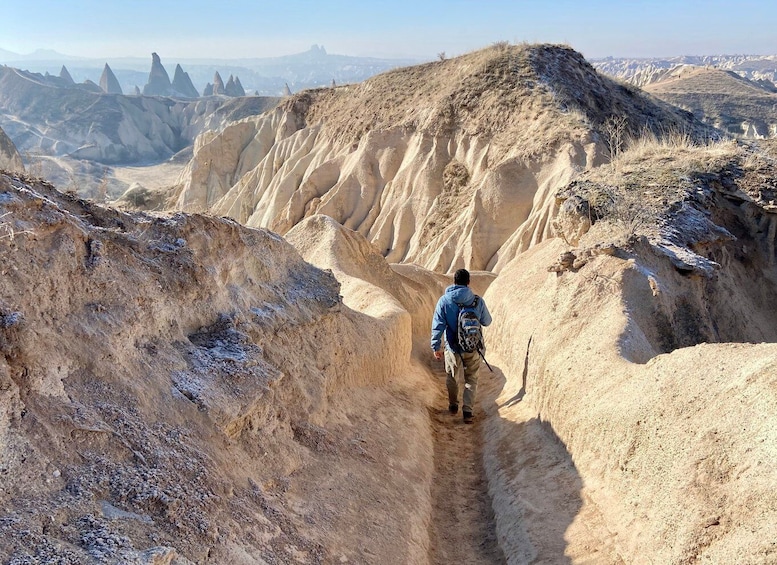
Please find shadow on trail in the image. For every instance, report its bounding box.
[480,360,583,564]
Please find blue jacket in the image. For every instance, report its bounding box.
[431,285,492,353]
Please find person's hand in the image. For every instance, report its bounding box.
[433,349,443,360]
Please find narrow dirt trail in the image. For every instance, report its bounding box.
[426,358,506,565]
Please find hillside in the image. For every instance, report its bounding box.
[3,42,777,564]
[171,44,710,274]
[643,66,777,138]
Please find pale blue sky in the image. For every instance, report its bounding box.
[3,0,776,60]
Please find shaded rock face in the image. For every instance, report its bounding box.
[99,63,123,95]
[0,126,24,172]
[202,82,213,96]
[172,64,199,98]
[142,52,172,96]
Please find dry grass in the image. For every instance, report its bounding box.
[565,133,751,239]
[286,43,709,161]
[562,129,777,245]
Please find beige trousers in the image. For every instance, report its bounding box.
[444,349,481,413]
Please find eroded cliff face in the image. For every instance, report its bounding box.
[173,44,706,274]
[0,173,437,563]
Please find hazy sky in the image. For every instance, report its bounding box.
[3,0,776,60]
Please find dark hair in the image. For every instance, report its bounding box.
[454,268,470,286]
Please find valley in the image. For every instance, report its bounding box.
[1,42,776,564]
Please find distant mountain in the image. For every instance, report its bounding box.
[0,44,420,96]
[593,54,777,88]
[0,48,83,62]
[0,47,20,60]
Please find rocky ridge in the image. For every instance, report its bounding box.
[642,66,777,138]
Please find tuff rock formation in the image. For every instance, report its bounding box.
[203,82,213,96]
[172,64,199,98]
[225,74,245,97]
[133,85,141,96]
[283,82,292,96]
[0,65,280,166]
[173,44,711,273]
[99,63,123,95]
[142,52,173,96]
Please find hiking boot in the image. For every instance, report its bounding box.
[448,403,459,414]
[463,411,474,424]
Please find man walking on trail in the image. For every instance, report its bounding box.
[431,268,492,424]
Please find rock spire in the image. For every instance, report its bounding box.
[99,63,123,94]
[59,65,75,85]
[172,64,199,98]
[142,52,172,96]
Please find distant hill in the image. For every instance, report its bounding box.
[637,66,777,138]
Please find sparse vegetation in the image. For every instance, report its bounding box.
[603,115,628,167]
[0,212,32,242]
[437,52,447,61]
[560,132,777,244]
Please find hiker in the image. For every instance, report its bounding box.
[431,268,492,424]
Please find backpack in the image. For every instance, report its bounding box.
[457,296,483,353]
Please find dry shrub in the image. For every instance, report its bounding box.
[0,212,32,242]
